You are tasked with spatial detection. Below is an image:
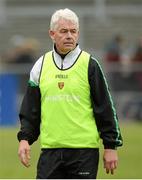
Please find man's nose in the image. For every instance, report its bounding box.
[66,31,72,38]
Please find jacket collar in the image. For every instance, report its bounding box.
[52,44,82,69]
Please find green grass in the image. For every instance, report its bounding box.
[0,122,142,179]
[98,122,142,179]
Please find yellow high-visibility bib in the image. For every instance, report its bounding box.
[39,51,100,148]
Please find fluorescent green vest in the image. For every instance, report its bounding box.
[39,51,100,148]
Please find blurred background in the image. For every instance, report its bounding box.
[0,0,142,178]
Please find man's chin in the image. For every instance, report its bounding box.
[62,47,74,53]
[66,44,76,50]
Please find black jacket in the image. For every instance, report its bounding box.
[17,55,123,149]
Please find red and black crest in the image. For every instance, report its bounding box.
[58,82,64,89]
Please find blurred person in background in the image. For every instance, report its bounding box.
[131,36,142,89]
[121,36,142,90]
[17,8,123,179]
[104,34,125,91]
[124,36,142,121]
[131,36,142,90]
[119,37,142,121]
[2,35,39,64]
[104,34,124,63]
[1,35,40,96]
[132,36,142,63]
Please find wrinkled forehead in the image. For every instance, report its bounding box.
[54,18,79,30]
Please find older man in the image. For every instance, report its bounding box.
[17,8,123,179]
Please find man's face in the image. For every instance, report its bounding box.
[49,18,79,54]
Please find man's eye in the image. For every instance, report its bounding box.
[71,30,77,33]
[60,30,67,33]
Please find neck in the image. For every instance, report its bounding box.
[54,45,70,59]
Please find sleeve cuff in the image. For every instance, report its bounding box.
[17,131,32,145]
[104,144,117,149]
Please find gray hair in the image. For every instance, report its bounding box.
[50,8,79,30]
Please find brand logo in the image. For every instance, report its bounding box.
[78,172,90,175]
[55,74,68,79]
[58,82,64,89]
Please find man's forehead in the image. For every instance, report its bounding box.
[57,19,77,28]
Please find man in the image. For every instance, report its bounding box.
[17,8,123,179]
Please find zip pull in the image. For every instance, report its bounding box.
[61,59,64,69]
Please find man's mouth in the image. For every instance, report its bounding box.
[64,42,73,45]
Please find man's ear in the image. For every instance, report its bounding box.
[49,30,55,41]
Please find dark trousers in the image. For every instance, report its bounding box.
[36,148,99,179]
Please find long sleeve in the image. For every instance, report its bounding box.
[17,56,43,145]
[17,82,41,145]
[88,56,123,149]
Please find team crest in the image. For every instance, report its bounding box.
[58,82,64,89]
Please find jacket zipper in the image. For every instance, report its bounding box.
[61,58,64,70]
